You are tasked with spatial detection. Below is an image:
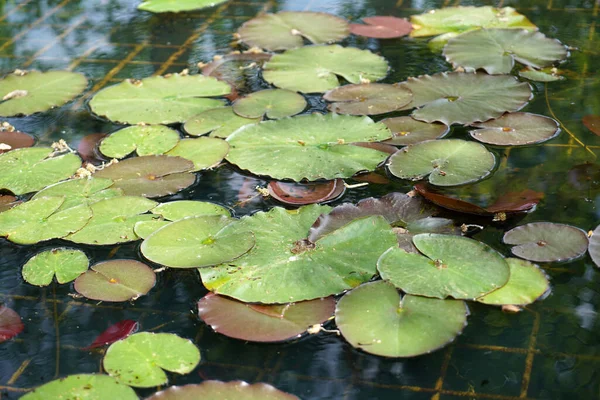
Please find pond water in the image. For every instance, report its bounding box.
[0,0,599,399]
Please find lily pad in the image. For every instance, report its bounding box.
[583,115,600,136]
[238,11,349,51]
[33,177,122,211]
[263,45,389,93]
[146,381,299,400]
[89,74,230,125]
[588,224,600,268]
[0,194,19,212]
[197,293,335,342]
[268,179,345,206]
[74,260,156,302]
[165,137,229,171]
[323,83,412,115]
[335,281,468,357]
[443,29,568,75]
[518,66,564,82]
[387,139,495,186]
[468,112,560,146]
[350,16,412,39]
[399,72,532,125]
[85,320,139,350]
[200,205,398,303]
[20,374,138,400]
[138,0,228,13]
[103,332,200,387]
[0,305,23,343]
[0,129,34,153]
[22,248,89,286]
[503,222,589,262]
[233,89,306,119]
[378,233,510,299]
[0,147,82,195]
[183,107,260,139]
[382,116,449,146]
[0,70,87,116]
[99,125,180,159]
[226,113,392,181]
[478,258,549,306]
[77,133,108,164]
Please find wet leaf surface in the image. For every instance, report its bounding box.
[518,66,564,82]
[268,179,345,206]
[323,83,412,115]
[165,137,229,171]
[583,115,600,136]
[33,177,122,211]
[349,16,412,39]
[22,248,89,286]
[145,381,299,400]
[138,0,228,13]
[381,116,449,146]
[468,112,560,146]
[21,374,138,400]
[184,107,261,139]
[99,125,180,159]
[85,320,139,350]
[233,89,306,119]
[0,305,24,343]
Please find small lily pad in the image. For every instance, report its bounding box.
[518,66,564,82]
[233,89,306,119]
[0,305,23,343]
[103,332,200,387]
[22,248,89,286]
[503,222,589,262]
[138,0,228,13]
[146,381,299,400]
[99,125,180,159]
[382,116,449,146]
[33,177,122,211]
[583,115,600,136]
[165,137,229,171]
[268,179,345,206]
[323,83,412,115]
[20,374,138,400]
[350,16,412,39]
[335,281,468,357]
[74,260,156,302]
[468,112,560,146]
[0,129,34,153]
[183,107,260,139]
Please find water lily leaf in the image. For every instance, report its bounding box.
[85,320,139,350]
[382,116,449,146]
[583,115,600,136]
[66,196,157,245]
[268,179,345,206]
[141,215,255,268]
[0,194,19,212]
[184,107,260,139]
[238,11,349,51]
[20,374,138,400]
[74,260,156,302]
[93,155,195,198]
[99,125,180,159]
[89,74,230,125]
[33,177,122,211]
[0,305,23,343]
[443,29,568,75]
[226,113,392,181]
[233,89,306,119]
[165,137,229,171]
[350,16,412,39]
[263,45,389,93]
[335,281,468,357]
[0,197,92,244]
[323,83,412,115]
[518,66,564,82]
[134,220,170,239]
[0,70,87,116]
[378,233,510,299]
[503,222,589,262]
[0,129,34,153]
[0,147,81,195]
[103,332,200,387]
[478,258,549,306]
[588,224,600,268]
[146,381,299,400]
[138,0,228,13]
[387,139,495,186]
[399,72,532,125]
[468,112,560,146]
[197,293,335,342]
[77,133,108,164]
[22,248,89,286]
[200,205,397,303]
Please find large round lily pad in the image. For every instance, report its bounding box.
[22,248,89,286]
[200,205,397,303]
[0,70,87,116]
[377,233,510,299]
[21,374,138,400]
[226,113,392,181]
[99,125,180,159]
[0,305,23,343]
[387,139,495,186]
[468,112,560,146]
[323,83,412,115]
[503,222,589,262]
[33,177,122,211]
[103,332,200,388]
[138,0,228,13]
[146,381,299,400]
[233,89,306,119]
[183,107,260,139]
[382,116,449,146]
[263,45,389,93]
[238,11,349,51]
[350,16,412,39]
[165,137,229,171]
[89,74,230,125]
[335,281,468,357]
[399,72,532,125]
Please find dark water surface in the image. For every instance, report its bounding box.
[0,0,599,399]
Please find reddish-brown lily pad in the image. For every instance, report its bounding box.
[145,381,299,400]
[0,305,23,342]
[84,320,139,350]
[268,179,345,206]
[0,129,34,154]
[583,115,600,136]
[349,16,413,39]
[323,83,412,115]
[0,194,19,212]
[77,133,108,164]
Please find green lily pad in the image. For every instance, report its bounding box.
[93,155,195,198]
[323,83,412,115]
[0,147,81,195]
[387,139,495,186]
[518,66,564,82]
[32,177,122,211]
[146,381,299,400]
[503,222,589,262]
[478,258,549,306]
[399,72,532,125]
[20,374,138,400]
[89,74,230,125]
[443,29,568,75]
[335,281,468,357]
[74,260,156,302]
[468,112,560,146]
[22,248,89,286]
[588,224,600,268]
[165,137,229,171]
[263,45,389,93]
[0,70,87,116]
[134,220,170,239]
[233,89,306,119]
[138,0,228,13]
[377,233,510,299]
[238,11,349,51]
[103,332,200,387]
[226,113,392,181]
[381,116,449,146]
[99,125,180,159]
[183,107,260,139]
[0,197,92,245]
[200,205,398,303]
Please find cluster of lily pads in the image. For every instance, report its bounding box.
[0,3,596,399]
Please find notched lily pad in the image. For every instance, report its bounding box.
[382,116,449,146]
[268,179,345,206]
[20,374,137,400]
[350,16,412,39]
[99,125,180,159]
[0,305,24,343]
[138,0,228,13]
[468,112,560,146]
[146,381,299,400]
[323,83,412,115]
[183,107,260,139]
[165,137,229,171]
[22,248,89,286]
[233,89,306,119]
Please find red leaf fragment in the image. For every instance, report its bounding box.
[0,130,34,154]
[0,305,24,342]
[84,319,138,349]
[350,16,413,39]
[267,179,345,206]
[583,115,600,136]
[77,133,108,164]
